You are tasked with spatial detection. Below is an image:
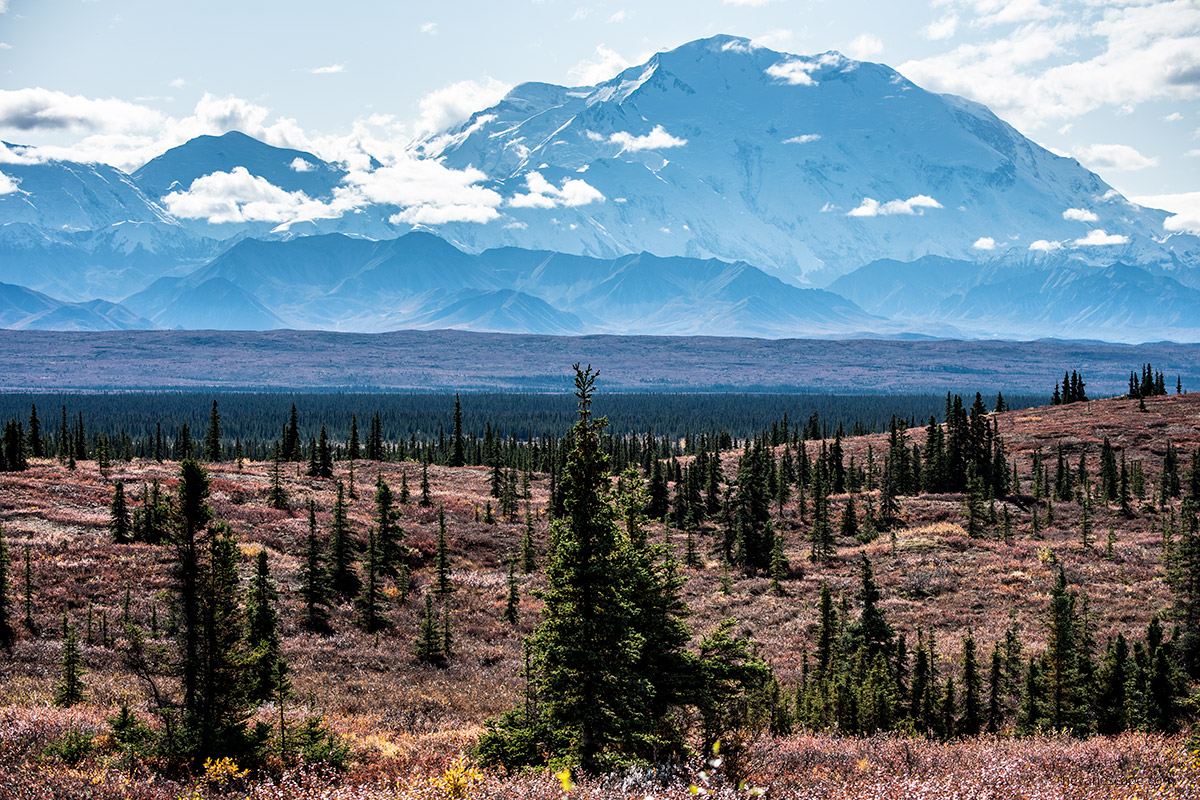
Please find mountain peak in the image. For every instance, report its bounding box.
[132,131,343,201]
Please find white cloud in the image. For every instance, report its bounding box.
[345,157,504,224]
[163,167,346,224]
[847,195,943,217]
[413,77,511,139]
[608,124,687,152]
[0,87,164,133]
[723,0,777,5]
[0,1,7,13]
[508,171,605,208]
[752,29,793,49]
[569,44,634,85]
[290,157,315,172]
[1074,228,1129,246]
[1029,239,1063,252]
[783,134,821,144]
[1074,143,1158,172]
[420,22,438,35]
[1131,191,1200,234]
[847,33,884,60]
[1062,207,1098,222]
[973,236,996,250]
[1187,149,1200,158]
[899,1,1200,131]
[608,9,628,23]
[969,0,1058,27]
[1164,111,1183,121]
[766,60,818,86]
[310,64,345,75]
[0,171,19,194]
[169,77,186,88]
[923,14,959,40]
[0,42,11,50]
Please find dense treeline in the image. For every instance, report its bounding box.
[0,392,1041,464]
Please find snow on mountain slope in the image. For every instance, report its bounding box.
[0,146,173,231]
[133,131,346,201]
[422,35,1195,284]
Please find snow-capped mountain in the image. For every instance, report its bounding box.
[0,34,1198,339]
[423,34,1193,284]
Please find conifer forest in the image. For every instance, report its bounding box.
[0,362,1196,798]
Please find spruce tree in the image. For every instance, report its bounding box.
[245,549,281,703]
[328,482,359,599]
[284,404,301,461]
[317,425,334,478]
[478,365,704,774]
[194,522,255,757]
[109,481,132,544]
[299,499,331,632]
[414,594,443,663]
[503,560,520,625]
[959,630,982,736]
[373,475,404,576]
[355,529,386,633]
[986,643,1004,733]
[28,404,42,459]
[203,400,221,462]
[1095,634,1129,734]
[268,446,288,510]
[840,493,858,541]
[348,415,361,461]
[172,459,211,726]
[419,461,432,507]
[809,466,835,563]
[450,394,466,467]
[521,512,537,573]
[55,616,85,706]
[1039,568,1089,734]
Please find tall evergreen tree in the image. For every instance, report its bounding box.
[284,404,301,461]
[27,404,42,459]
[503,560,520,625]
[317,425,334,478]
[203,400,222,462]
[299,499,332,632]
[195,522,255,757]
[355,529,386,633]
[347,415,361,462]
[959,630,983,736]
[419,462,432,507]
[54,616,85,706]
[109,481,131,544]
[328,482,359,599]
[414,594,443,663]
[245,549,281,704]
[478,365,713,774]
[172,458,211,725]
[450,394,466,467]
[374,475,404,575]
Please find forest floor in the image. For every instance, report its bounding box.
[1,392,1199,798]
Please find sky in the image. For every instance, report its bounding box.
[0,0,1198,221]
